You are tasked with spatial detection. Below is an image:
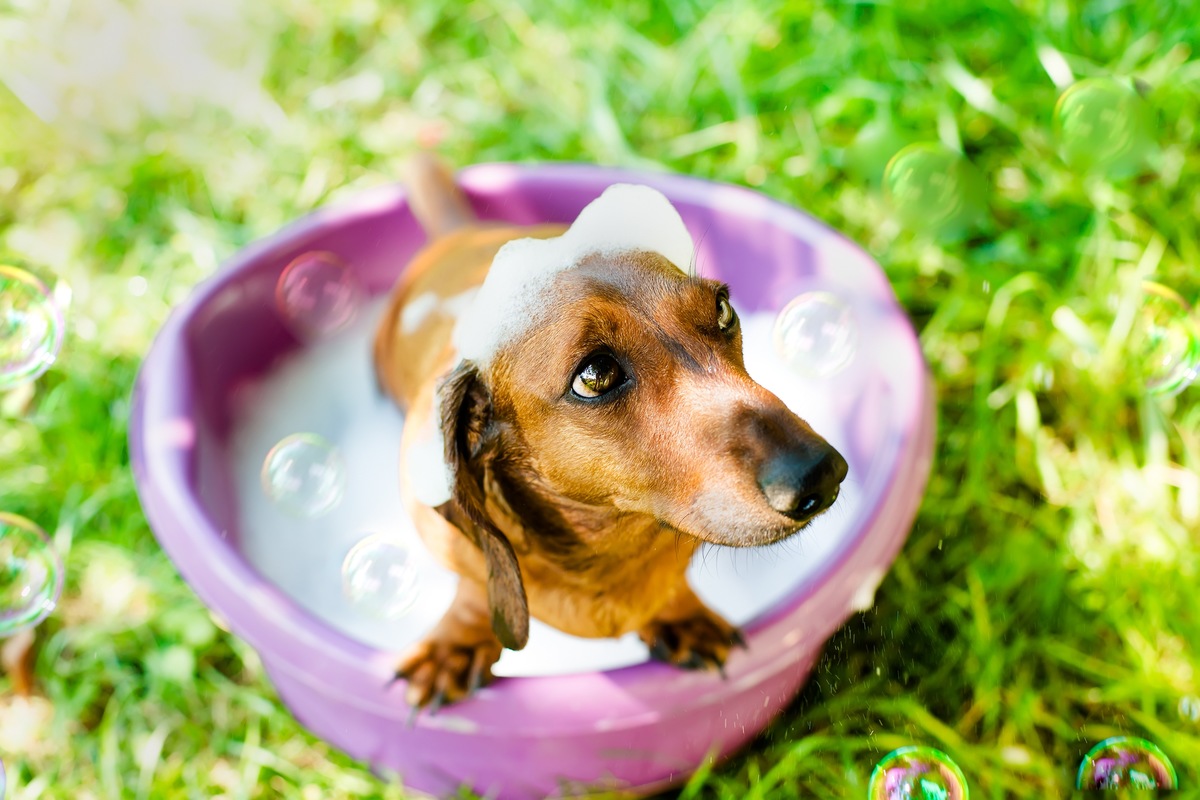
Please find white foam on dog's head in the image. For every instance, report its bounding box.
[452,183,694,367]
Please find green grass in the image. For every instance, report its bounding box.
[3,0,1200,797]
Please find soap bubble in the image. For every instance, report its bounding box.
[341,534,420,619]
[1,265,65,391]
[261,433,346,517]
[868,746,969,800]
[1054,78,1153,175]
[1180,695,1200,723]
[883,142,986,236]
[845,116,909,185]
[275,252,364,339]
[1077,736,1177,790]
[1129,282,1199,396]
[773,292,858,378]
[0,512,64,636]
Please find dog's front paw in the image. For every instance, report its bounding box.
[637,609,747,675]
[393,635,503,712]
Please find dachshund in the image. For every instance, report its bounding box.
[373,155,848,710]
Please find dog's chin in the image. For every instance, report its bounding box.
[754,517,813,546]
[661,501,817,549]
[717,518,808,548]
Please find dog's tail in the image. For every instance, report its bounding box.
[404,152,477,238]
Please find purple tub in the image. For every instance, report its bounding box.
[129,164,935,798]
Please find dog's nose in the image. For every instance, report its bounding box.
[758,446,848,521]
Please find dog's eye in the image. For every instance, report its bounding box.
[572,354,625,399]
[717,293,737,332]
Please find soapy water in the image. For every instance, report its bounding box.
[773,292,858,379]
[0,264,65,391]
[275,252,365,340]
[260,433,347,518]
[868,746,969,800]
[1054,77,1153,175]
[1076,736,1177,790]
[342,534,421,620]
[1131,282,1199,396]
[0,512,64,637]
[883,143,986,237]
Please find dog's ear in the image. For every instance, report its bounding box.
[436,361,530,651]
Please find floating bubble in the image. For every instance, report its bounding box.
[845,116,909,185]
[261,433,346,517]
[868,746,969,800]
[883,142,986,236]
[0,512,64,636]
[341,534,420,619]
[773,292,858,378]
[1,756,5,799]
[275,252,364,339]
[1054,78,1153,175]
[1129,282,1199,396]
[1077,736,1178,790]
[1180,695,1200,723]
[1,265,65,391]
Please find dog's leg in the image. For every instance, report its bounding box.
[394,577,503,710]
[637,583,746,675]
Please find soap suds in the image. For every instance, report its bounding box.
[400,289,479,337]
[400,292,438,334]
[441,288,478,318]
[452,183,695,367]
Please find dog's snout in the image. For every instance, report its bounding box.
[758,446,848,522]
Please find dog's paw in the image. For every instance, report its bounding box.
[637,610,747,675]
[393,636,503,712]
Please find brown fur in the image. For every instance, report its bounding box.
[376,156,845,708]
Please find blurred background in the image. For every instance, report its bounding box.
[1,0,1199,797]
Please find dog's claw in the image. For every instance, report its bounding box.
[650,638,673,663]
[730,629,748,650]
[466,664,486,698]
[427,689,446,717]
[393,636,503,712]
[639,609,742,675]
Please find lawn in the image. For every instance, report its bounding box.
[2,0,1200,797]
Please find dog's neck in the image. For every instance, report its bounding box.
[483,458,695,578]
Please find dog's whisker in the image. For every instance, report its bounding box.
[688,223,714,278]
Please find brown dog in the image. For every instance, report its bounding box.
[374,156,848,709]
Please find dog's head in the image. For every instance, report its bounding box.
[424,185,848,649]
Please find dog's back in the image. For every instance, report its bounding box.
[373,155,565,411]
